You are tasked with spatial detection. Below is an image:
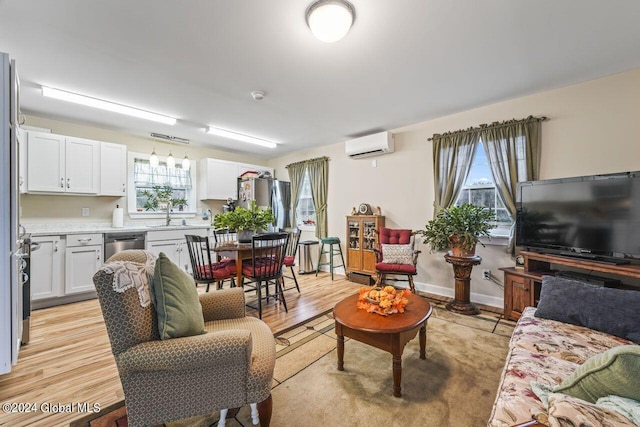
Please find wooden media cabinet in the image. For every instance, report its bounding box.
[500,251,640,321]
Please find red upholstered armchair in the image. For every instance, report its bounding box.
[374,227,421,293]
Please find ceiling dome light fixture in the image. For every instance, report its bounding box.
[306,0,355,43]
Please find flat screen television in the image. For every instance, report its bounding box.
[516,171,640,264]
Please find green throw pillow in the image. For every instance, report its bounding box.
[555,345,640,403]
[151,253,206,340]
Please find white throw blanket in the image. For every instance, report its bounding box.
[100,251,157,307]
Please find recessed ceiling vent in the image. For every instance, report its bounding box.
[345,131,394,159]
[150,133,190,144]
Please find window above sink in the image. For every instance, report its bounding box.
[127,151,198,219]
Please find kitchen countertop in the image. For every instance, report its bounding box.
[25,222,212,236]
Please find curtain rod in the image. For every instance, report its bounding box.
[285,156,329,168]
[427,115,548,141]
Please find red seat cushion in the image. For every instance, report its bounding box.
[220,258,237,274]
[283,255,295,267]
[243,257,281,278]
[196,263,231,280]
[375,262,417,274]
[379,227,412,245]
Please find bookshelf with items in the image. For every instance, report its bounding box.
[346,215,385,277]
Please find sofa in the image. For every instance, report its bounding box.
[488,276,640,427]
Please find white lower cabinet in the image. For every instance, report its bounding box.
[147,239,184,269]
[65,234,103,295]
[31,236,65,300]
[146,228,209,274]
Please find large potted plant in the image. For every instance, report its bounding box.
[417,204,495,256]
[213,200,275,243]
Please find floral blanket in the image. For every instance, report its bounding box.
[488,307,635,427]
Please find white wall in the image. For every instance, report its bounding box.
[269,68,640,307]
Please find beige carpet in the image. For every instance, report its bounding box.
[76,301,514,427]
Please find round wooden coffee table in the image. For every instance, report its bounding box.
[333,293,432,397]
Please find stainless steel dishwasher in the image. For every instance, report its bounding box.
[104,232,146,261]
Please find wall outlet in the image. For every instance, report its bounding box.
[82,207,90,217]
[482,269,491,280]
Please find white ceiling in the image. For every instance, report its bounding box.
[1,0,640,159]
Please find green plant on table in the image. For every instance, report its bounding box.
[213,200,275,231]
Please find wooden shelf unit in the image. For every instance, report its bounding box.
[500,251,640,321]
[346,215,385,277]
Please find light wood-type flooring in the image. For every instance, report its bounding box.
[0,271,361,427]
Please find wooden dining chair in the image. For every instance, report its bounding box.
[212,227,238,244]
[282,229,302,293]
[211,227,238,267]
[242,232,289,319]
[184,234,236,291]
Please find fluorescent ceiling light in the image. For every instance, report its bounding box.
[42,86,177,125]
[306,0,355,43]
[206,126,277,149]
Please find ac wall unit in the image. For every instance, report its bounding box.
[345,131,395,159]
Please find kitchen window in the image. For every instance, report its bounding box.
[295,170,316,230]
[127,152,197,217]
[454,143,512,238]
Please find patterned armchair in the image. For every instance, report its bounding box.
[93,250,275,427]
[373,227,420,293]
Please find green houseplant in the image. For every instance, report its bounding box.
[140,185,188,211]
[213,200,275,242]
[417,204,495,256]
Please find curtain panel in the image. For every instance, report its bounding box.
[431,130,480,217]
[134,159,192,189]
[306,158,328,239]
[479,117,542,251]
[286,162,307,228]
[287,157,329,238]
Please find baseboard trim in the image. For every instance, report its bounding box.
[315,268,504,310]
[413,281,504,309]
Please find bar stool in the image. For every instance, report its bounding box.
[315,237,345,280]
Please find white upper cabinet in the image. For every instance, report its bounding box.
[99,141,127,196]
[27,132,66,193]
[199,158,274,200]
[65,137,99,193]
[199,158,238,201]
[27,131,99,194]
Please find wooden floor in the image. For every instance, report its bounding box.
[0,272,361,427]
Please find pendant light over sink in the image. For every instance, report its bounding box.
[306,0,355,43]
[149,133,191,169]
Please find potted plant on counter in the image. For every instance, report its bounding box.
[417,203,495,257]
[213,200,275,243]
[140,185,188,212]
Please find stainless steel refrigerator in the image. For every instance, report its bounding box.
[238,178,291,230]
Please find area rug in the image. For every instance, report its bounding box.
[72,301,514,426]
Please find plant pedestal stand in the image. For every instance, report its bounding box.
[444,254,482,315]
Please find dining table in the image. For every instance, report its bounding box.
[211,241,255,285]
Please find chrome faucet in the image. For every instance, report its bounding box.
[165,201,172,226]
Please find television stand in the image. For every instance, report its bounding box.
[555,252,630,265]
[500,251,640,321]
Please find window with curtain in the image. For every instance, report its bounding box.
[454,142,512,237]
[295,169,317,228]
[127,153,197,215]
